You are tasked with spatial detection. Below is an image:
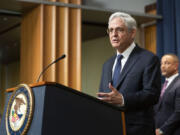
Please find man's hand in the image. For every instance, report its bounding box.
[97,83,123,105]
[155,129,163,135]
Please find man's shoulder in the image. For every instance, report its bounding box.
[104,55,116,63]
[101,55,116,69]
[169,76,180,91]
[135,45,157,57]
[172,76,180,95]
[174,76,180,84]
[132,45,159,64]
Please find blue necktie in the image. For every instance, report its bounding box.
[112,55,123,86]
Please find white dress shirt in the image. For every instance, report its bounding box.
[112,42,136,77]
[165,73,179,88]
[112,42,136,106]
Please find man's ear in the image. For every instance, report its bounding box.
[131,29,136,39]
[175,63,179,71]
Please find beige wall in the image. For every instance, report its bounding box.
[82,36,115,96]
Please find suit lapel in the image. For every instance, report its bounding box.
[107,55,116,84]
[162,76,179,98]
[157,76,180,109]
[114,46,141,88]
[164,76,179,94]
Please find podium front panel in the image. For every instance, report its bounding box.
[0,83,125,135]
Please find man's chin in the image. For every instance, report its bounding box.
[112,44,120,49]
[162,72,167,77]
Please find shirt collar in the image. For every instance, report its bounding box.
[117,42,136,58]
[166,73,179,82]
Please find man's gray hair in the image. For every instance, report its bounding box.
[108,12,137,31]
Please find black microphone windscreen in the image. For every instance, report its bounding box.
[54,54,66,63]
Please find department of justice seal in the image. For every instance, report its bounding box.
[6,84,34,135]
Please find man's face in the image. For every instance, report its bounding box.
[108,17,136,53]
[161,55,178,78]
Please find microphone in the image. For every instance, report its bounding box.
[36,54,66,82]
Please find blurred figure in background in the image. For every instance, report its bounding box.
[155,54,180,135]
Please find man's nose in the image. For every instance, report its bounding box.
[112,30,118,36]
[161,64,165,68]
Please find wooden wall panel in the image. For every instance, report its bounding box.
[144,3,156,54]
[43,5,56,82]
[56,0,69,86]
[69,0,81,90]
[20,0,81,90]
[21,6,43,83]
[145,26,156,54]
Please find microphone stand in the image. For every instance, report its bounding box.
[36,54,66,82]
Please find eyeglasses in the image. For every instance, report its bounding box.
[107,27,125,34]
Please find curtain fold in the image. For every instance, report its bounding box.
[157,0,180,61]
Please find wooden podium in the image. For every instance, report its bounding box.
[0,82,126,135]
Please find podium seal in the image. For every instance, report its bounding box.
[6,84,34,135]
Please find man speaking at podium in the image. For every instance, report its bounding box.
[97,12,161,135]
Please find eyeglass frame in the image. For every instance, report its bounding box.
[107,27,125,35]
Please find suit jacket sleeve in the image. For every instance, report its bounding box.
[160,84,180,135]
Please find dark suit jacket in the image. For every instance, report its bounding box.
[155,76,180,135]
[99,45,161,135]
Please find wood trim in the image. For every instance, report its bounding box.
[145,3,156,13]
[144,3,157,54]
[145,26,156,54]
[121,112,127,135]
[6,81,56,92]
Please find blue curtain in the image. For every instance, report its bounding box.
[157,0,180,60]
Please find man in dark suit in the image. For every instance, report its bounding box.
[155,54,180,135]
[97,12,161,135]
